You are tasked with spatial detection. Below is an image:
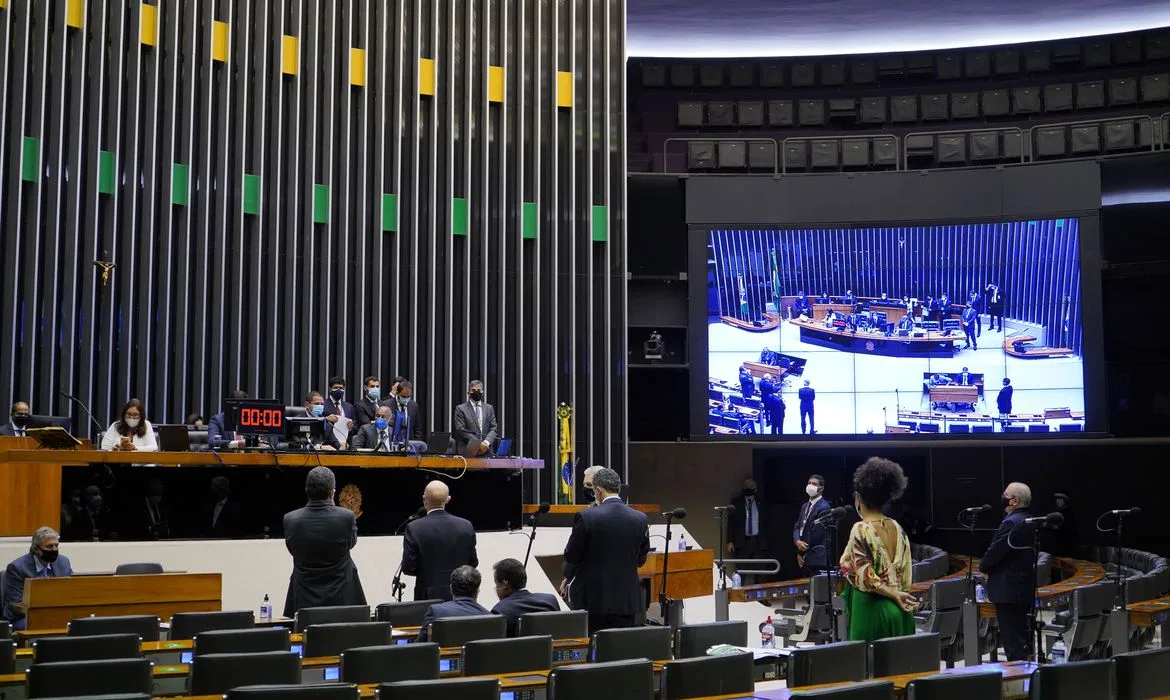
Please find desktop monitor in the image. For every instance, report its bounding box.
[872,312,888,326]
[941,318,961,332]
[224,398,285,437]
[286,417,326,445]
[922,320,941,331]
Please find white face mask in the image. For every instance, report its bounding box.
[125,418,141,429]
[805,484,820,498]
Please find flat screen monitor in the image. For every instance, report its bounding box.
[942,318,961,332]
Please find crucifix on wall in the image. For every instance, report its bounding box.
[94,250,116,287]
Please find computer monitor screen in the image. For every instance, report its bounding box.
[942,318,961,332]
[286,417,326,444]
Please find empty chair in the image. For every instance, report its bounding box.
[26,658,154,698]
[1029,659,1114,699]
[189,651,301,695]
[227,686,360,699]
[660,652,753,700]
[548,659,655,700]
[592,626,672,662]
[1115,647,1170,699]
[33,633,142,663]
[775,574,839,644]
[113,562,164,575]
[0,620,11,639]
[294,605,371,633]
[429,615,506,648]
[517,610,589,638]
[906,671,1002,699]
[376,678,499,700]
[674,620,748,658]
[341,643,441,685]
[170,610,256,640]
[194,628,291,656]
[462,635,552,676]
[870,633,940,676]
[303,621,393,658]
[375,600,442,627]
[915,579,966,667]
[68,615,160,642]
[787,640,868,688]
[0,638,13,674]
[787,681,894,698]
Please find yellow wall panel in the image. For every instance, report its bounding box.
[420,58,436,96]
[282,35,299,76]
[0,0,9,10]
[140,3,158,47]
[350,48,367,87]
[211,21,229,63]
[557,71,573,108]
[488,66,505,103]
[65,0,84,28]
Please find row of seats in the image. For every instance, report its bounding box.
[910,544,949,583]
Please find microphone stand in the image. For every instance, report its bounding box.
[821,514,843,643]
[391,563,406,602]
[1111,511,1134,610]
[522,509,544,570]
[716,508,729,590]
[961,509,979,603]
[60,391,104,444]
[1029,521,1046,664]
[659,513,676,627]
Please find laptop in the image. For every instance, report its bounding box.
[157,424,191,452]
[494,438,513,457]
[425,431,454,455]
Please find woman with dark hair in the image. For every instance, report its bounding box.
[838,456,916,642]
[100,398,158,452]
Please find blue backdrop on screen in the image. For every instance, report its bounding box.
[705,219,1085,436]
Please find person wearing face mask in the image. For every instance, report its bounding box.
[209,389,253,449]
[100,398,158,451]
[1048,490,1079,558]
[323,377,355,448]
[351,405,396,451]
[3,527,73,630]
[1,401,32,436]
[793,474,831,577]
[353,376,383,428]
[301,392,342,450]
[385,379,425,451]
[581,465,604,506]
[726,477,770,585]
[453,380,499,457]
[981,482,1034,661]
[67,485,118,541]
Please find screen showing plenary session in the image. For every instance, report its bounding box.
[705,218,1086,436]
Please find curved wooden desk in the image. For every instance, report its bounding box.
[977,557,1106,618]
[791,318,957,358]
[721,311,783,332]
[1003,334,1073,358]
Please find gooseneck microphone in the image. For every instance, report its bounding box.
[663,507,687,520]
[1107,507,1141,517]
[813,505,856,524]
[963,504,994,514]
[59,390,105,441]
[522,501,552,569]
[1023,512,1065,527]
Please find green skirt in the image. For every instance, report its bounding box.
[841,582,915,643]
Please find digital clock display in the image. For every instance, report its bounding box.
[224,398,285,437]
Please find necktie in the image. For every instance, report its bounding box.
[474,404,482,430]
[380,431,389,451]
[800,502,810,531]
[746,498,753,536]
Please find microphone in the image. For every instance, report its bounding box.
[1107,507,1141,517]
[714,504,737,513]
[963,504,994,514]
[393,507,428,535]
[528,501,551,524]
[813,505,856,524]
[663,507,687,520]
[1023,512,1065,528]
[59,390,104,440]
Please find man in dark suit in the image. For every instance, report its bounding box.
[417,565,491,642]
[761,376,785,436]
[968,290,984,337]
[453,380,499,456]
[208,389,252,449]
[282,466,366,617]
[401,480,478,601]
[959,367,972,386]
[997,378,1014,416]
[985,283,1004,332]
[299,392,342,450]
[66,485,118,541]
[205,476,244,538]
[381,380,425,450]
[352,376,383,428]
[738,366,755,401]
[982,482,1035,661]
[0,401,31,436]
[798,380,816,435]
[323,377,355,448]
[727,477,768,585]
[4,527,73,629]
[350,405,395,451]
[490,558,560,636]
[793,474,831,577]
[843,290,857,306]
[561,467,650,634]
[961,303,978,350]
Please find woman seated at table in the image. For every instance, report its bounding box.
[839,457,918,642]
[100,398,159,452]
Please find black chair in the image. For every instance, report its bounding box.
[375,678,500,700]
[517,610,588,638]
[375,600,442,627]
[0,638,14,674]
[1114,647,1170,700]
[33,633,142,662]
[789,681,895,698]
[915,579,965,667]
[660,652,753,700]
[905,671,1003,700]
[26,658,154,698]
[787,640,868,688]
[67,615,160,642]
[113,563,164,575]
[226,685,360,699]
[591,626,672,662]
[194,627,291,656]
[32,695,151,700]
[170,610,255,640]
[547,659,655,700]
[0,620,11,639]
[341,643,441,685]
[673,620,747,658]
[429,614,506,648]
[294,605,371,633]
[869,633,940,676]
[1029,659,1115,700]
[303,621,393,658]
[188,651,302,695]
[461,635,553,676]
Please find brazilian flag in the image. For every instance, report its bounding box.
[771,248,781,312]
[738,274,748,318]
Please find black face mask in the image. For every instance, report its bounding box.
[469,390,484,402]
[38,548,60,564]
[12,413,29,427]
[1000,496,1013,511]
[742,488,756,497]
[330,389,345,402]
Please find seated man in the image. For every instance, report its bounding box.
[4,527,73,630]
[490,558,560,636]
[298,392,341,450]
[417,565,490,642]
[351,405,395,451]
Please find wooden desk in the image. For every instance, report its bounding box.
[929,385,979,405]
[522,504,661,515]
[0,436,62,536]
[21,573,222,629]
[1003,335,1073,358]
[1127,594,1170,628]
[978,558,1105,618]
[741,360,788,380]
[709,399,761,421]
[639,549,715,600]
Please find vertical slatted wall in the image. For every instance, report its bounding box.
[0,0,627,490]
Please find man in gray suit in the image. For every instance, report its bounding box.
[453,380,498,456]
[282,466,366,617]
[4,526,73,630]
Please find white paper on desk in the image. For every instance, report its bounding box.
[707,643,790,660]
[332,417,352,449]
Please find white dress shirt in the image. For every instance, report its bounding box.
[100,421,159,451]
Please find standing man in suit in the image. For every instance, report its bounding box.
[982,482,1035,661]
[382,380,425,450]
[3,527,73,630]
[985,283,1004,332]
[798,380,816,435]
[793,474,831,577]
[0,401,31,436]
[352,376,383,428]
[453,380,498,456]
[997,378,1014,416]
[417,566,491,641]
[762,375,785,436]
[205,476,244,538]
[490,558,560,636]
[282,466,366,617]
[962,302,978,350]
[401,480,478,601]
[738,366,755,401]
[959,367,972,386]
[726,477,768,585]
[323,377,355,448]
[968,289,984,337]
[351,405,395,451]
[561,467,650,633]
[581,465,604,506]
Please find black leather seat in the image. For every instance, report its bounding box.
[0,639,14,675]
[375,600,442,627]
[673,621,747,659]
[1114,647,1170,700]
[1029,659,1115,700]
[660,652,754,700]
[546,660,655,700]
[906,671,1003,699]
[375,678,500,700]
[113,563,164,575]
[303,622,394,658]
[341,643,441,685]
[33,633,142,663]
[870,633,940,676]
[0,620,12,639]
[26,658,154,698]
[517,610,589,638]
[461,635,553,676]
[786,640,868,688]
[591,626,672,662]
[226,685,360,699]
[170,610,255,640]
[294,605,371,633]
[430,615,506,648]
[68,615,160,642]
[188,651,301,695]
[194,628,291,656]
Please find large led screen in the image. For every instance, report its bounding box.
[705,219,1085,436]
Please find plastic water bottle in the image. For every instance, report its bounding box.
[975,584,986,602]
[1050,637,1066,664]
[677,534,687,551]
[259,594,272,622]
[760,616,775,648]
[731,572,742,588]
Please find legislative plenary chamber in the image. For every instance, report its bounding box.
[4,0,1170,698]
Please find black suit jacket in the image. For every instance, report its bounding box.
[562,498,650,616]
[66,506,117,541]
[985,286,1005,311]
[353,398,381,428]
[453,401,499,453]
[282,499,366,617]
[490,589,561,636]
[401,510,478,600]
[728,495,769,551]
[997,385,1014,414]
[793,498,832,567]
[982,509,1034,606]
[351,423,394,451]
[417,596,491,642]
[0,422,22,436]
[206,498,244,538]
[380,399,424,441]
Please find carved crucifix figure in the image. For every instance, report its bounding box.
[94,250,116,287]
